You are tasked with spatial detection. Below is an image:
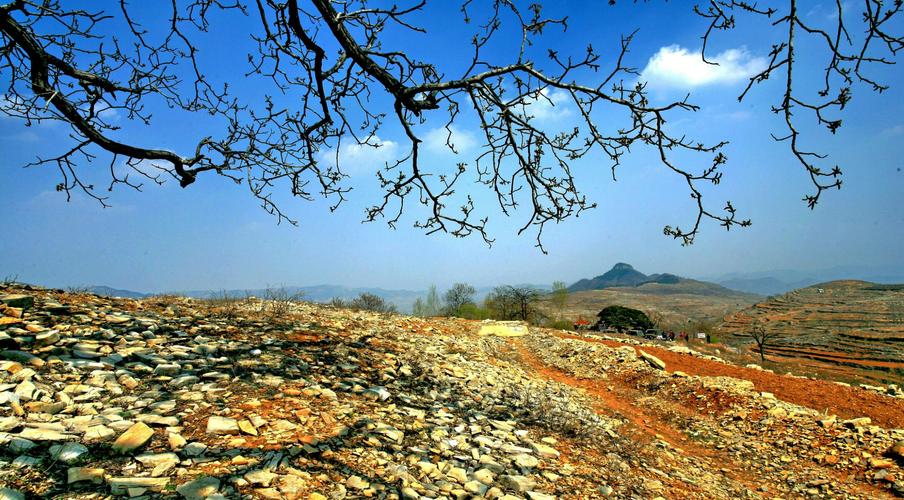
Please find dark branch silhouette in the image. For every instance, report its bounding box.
[1,1,899,250]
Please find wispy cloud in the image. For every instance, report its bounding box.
[516,88,573,121]
[317,135,399,177]
[423,125,478,155]
[881,124,904,137]
[1,130,40,142]
[640,45,766,90]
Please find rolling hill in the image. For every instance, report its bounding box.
[543,280,760,331]
[567,263,685,292]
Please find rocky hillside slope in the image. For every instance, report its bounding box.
[718,280,904,386]
[1,284,903,499]
[542,284,759,331]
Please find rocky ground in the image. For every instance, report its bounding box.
[1,284,903,499]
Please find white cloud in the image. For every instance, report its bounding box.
[882,124,904,137]
[96,104,121,122]
[317,135,399,176]
[640,45,766,90]
[516,88,573,121]
[423,125,478,155]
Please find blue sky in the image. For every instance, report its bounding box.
[1,1,902,292]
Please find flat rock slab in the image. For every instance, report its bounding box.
[0,295,34,310]
[478,321,529,337]
[67,467,105,484]
[176,476,220,499]
[107,477,169,495]
[0,488,25,500]
[111,422,154,453]
[206,416,239,434]
[19,428,75,441]
[639,350,666,370]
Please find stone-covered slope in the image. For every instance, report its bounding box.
[0,284,902,499]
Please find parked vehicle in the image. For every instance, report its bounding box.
[643,328,663,340]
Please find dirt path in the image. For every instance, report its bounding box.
[510,340,704,452]
[507,338,801,498]
[558,333,904,429]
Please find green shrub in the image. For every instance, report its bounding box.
[595,305,654,331]
[545,319,574,330]
[457,303,493,320]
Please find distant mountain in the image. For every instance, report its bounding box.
[568,263,650,292]
[568,263,709,292]
[717,277,816,296]
[88,286,151,299]
[711,265,904,296]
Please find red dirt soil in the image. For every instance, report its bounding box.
[557,333,904,429]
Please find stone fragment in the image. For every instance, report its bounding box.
[18,427,72,441]
[639,350,666,370]
[135,452,179,468]
[888,440,904,460]
[153,363,181,376]
[182,442,207,456]
[111,422,154,453]
[843,417,872,428]
[84,425,116,441]
[107,477,169,495]
[0,488,25,500]
[346,475,370,490]
[500,475,536,493]
[513,454,540,469]
[363,386,391,401]
[34,330,60,347]
[167,432,187,451]
[447,467,468,484]
[473,468,495,485]
[206,416,239,434]
[50,442,89,464]
[68,467,105,484]
[0,416,21,432]
[0,295,34,309]
[237,419,258,436]
[244,469,277,486]
[530,442,560,458]
[176,476,220,500]
[477,321,528,337]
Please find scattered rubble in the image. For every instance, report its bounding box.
[0,285,902,498]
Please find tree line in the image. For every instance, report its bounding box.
[412,281,570,326]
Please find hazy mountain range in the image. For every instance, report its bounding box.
[82,262,902,312]
[567,263,682,292]
[704,265,904,296]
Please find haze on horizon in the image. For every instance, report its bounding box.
[1,1,902,293]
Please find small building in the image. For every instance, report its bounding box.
[573,317,591,330]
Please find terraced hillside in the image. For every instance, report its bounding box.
[541,281,760,330]
[719,280,904,385]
